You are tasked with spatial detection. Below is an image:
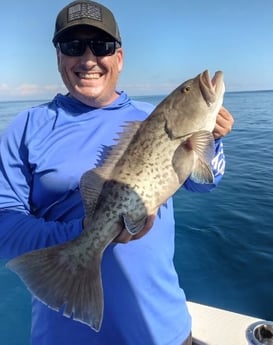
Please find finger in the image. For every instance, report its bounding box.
[216,116,230,131]
[114,229,133,243]
[213,122,232,139]
[212,123,224,139]
[219,107,234,126]
[214,107,234,138]
[218,106,231,120]
[113,214,156,243]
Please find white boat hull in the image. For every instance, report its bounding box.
[187,301,272,345]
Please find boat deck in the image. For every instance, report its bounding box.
[187,301,266,345]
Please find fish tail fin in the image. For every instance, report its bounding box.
[6,244,103,331]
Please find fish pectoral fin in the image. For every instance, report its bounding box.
[80,168,106,218]
[190,159,214,184]
[188,130,215,163]
[122,214,147,235]
[172,130,215,185]
[6,244,104,332]
[183,130,215,184]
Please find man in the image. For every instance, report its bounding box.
[0,1,233,344]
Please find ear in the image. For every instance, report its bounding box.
[56,48,61,73]
[116,48,124,73]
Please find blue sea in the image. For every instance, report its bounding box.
[0,91,273,344]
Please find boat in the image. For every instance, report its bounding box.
[187,301,273,344]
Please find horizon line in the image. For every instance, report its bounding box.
[1,89,273,103]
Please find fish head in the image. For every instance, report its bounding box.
[163,70,225,139]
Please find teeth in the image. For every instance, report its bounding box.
[78,73,100,79]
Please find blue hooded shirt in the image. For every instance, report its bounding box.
[0,92,225,345]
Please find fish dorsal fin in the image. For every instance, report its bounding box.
[80,121,142,218]
[103,121,142,170]
[188,130,215,184]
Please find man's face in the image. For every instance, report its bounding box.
[57,27,123,107]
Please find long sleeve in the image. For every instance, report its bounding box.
[0,211,83,259]
[0,109,83,259]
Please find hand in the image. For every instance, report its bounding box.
[213,106,234,139]
[114,214,156,243]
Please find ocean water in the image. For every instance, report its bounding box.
[0,91,273,344]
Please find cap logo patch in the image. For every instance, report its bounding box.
[68,3,102,22]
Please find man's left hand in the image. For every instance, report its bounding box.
[213,106,234,139]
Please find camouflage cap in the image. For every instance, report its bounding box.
[52,0,121,45]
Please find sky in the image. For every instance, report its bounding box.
[0,0,272,101]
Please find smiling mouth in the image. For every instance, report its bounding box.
[77,72,102,79]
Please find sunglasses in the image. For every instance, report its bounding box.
[57,39,120,57]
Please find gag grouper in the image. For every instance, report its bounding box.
[7,70,225,331]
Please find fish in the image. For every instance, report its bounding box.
[6,70,225,332]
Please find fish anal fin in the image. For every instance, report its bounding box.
[6,244,104,332]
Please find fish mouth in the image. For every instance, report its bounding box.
[199,70,224,106]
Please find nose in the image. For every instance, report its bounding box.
[79,46,97,64]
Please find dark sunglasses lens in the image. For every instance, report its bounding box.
[91,41,116,56]
[58,40,118,57]
[59,40,85,56]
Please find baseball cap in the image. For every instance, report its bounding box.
[52,0,121,46]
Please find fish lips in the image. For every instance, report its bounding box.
[200,70,225,106]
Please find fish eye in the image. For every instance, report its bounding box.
[181,85,191,93]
